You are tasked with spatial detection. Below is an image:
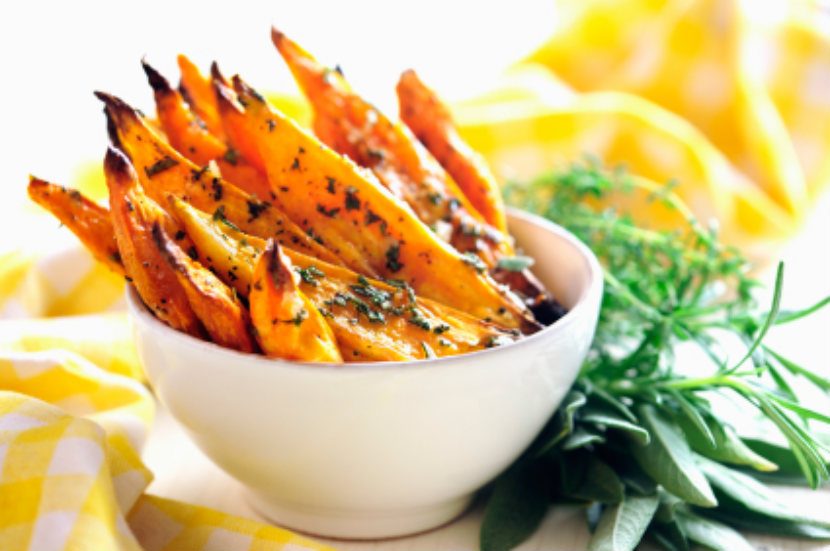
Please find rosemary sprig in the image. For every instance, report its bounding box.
[480,162,830,551]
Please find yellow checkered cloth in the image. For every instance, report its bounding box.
[1,0,827,549]
[0,345,332,550]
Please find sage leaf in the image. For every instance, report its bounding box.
[698,507,830,539]
[647,520,689,551]
[587,493,659,551]
[480,462,548,551]
[562,426,606,451]
[563,455,624,505]
[696,454,830,527]
[581,405,650,446]
[582,381,637,423]
[631,405,717,507]
[671,391,715,447]
[674,510,754,551]
[653,489,684,523]
[677,411,777,472]
[534,390,586,457]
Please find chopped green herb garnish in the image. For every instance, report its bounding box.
[344,186,361,211]
[495,255,535,272]
[222,148,239,166]
[144,156,178,178]
[385,243,404,272]
[316,204,340,218]
[461,252,486,273]
[211,205,240,231]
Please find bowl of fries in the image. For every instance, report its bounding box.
[28,28,602,538]
[128,207,602,539]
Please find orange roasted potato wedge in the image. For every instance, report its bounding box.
[142,60,271,199]
[226,79,538,333]
[104,146,204,337]
[153,221,255,352]
[95,91,343,268]
[177,54,225,141]
[27,177,124,276]
[396,69,509,235]
[250,240,342,362]
[167,195,519,360]
[271,29,512,269]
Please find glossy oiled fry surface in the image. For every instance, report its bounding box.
[250,241,342,362]
[104,147,204,337]
[168,197,518,361]
[96,91,342,267]
[27,178,124,276]
[272,29,512,269]
[228,81,537,332]
[154,222,255,353]
[397,69,509,235]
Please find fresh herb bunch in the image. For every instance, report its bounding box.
[481,162,830,551]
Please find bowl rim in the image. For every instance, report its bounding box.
[127,207,603,373]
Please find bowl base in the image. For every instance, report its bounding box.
[246,491,473,540]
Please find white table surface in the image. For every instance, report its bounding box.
[142,400,830,551]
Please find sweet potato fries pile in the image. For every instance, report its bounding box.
[28,29,563,363]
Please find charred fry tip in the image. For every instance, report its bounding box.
[212,76,243,113]
[270,26,285,47]
[231,75,265,104]
[209,61,228,85]
[102,107,125,150]
[94,91,142,125]
[141,59,172,93]
[103,146,136,182]
[262,238,291,286]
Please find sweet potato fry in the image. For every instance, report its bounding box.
[95,91,343,267]
[27,177,124,276]
[177,54,225,140]
[104,146,204,337]
[153,221,255,352]
[212,70,267,176]
[209,81,538,333]
[250,240,342,362]
[271,29,511,269]
[143,60,271,199]
[167,196,519,360]
[396,69,509,235]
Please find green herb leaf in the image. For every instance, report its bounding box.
[697,508,830,539]
[727,261,783,372]
[631,406,717,507]
[581,405,650,446]
[480,463,548,551]
[677,411,777,472]
[495,255,535,272]
[674,510,754,551]
[587,493,659,551]
[562,454,624,504]
[696,454,830,527]
[647,520,689,551]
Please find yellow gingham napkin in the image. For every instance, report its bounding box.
[1,0,827,549]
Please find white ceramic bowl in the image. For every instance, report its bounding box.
[128,208,603,539]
